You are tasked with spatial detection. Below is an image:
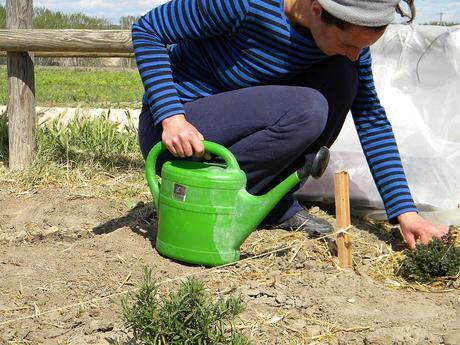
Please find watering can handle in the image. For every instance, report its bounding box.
[145,140,240,209]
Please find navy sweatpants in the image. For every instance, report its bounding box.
[139,56,359,224]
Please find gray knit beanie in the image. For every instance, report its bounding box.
[317,0,401,27]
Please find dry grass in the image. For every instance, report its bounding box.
[198,211,459,343]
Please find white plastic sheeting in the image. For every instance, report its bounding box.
[297,24,460,225]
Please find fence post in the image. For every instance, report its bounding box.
[6,0,36,169]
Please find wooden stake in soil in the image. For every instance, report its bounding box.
[334,171,352,269]
[6,0,36,169]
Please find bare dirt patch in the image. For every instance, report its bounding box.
[0,179,458,344]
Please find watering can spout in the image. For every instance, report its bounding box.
[235,147,330,247]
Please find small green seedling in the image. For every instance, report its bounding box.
[121,268,251,345]
[397,229,460,283]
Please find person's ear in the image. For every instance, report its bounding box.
[310,0,322,18]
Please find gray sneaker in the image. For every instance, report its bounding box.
[268,209,333,236]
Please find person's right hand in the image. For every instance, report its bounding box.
[398,212,449,250]
[161,114,208,159]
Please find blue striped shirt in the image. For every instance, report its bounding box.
[132,0,418,221]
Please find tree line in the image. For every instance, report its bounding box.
[0,5,139,30]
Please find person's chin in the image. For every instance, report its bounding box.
[320,48,335,56]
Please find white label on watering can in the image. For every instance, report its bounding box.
[173,183,187,202]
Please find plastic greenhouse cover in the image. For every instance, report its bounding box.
[296,24,460,225]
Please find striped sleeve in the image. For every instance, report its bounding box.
[132,0,250,125]
[351,47,418,223]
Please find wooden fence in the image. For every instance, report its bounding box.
[1,0,134,169]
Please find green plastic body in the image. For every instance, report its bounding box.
[145,141,301,266]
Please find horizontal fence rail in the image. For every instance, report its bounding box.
[0,29,133,53]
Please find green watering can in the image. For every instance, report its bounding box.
[146,141,329,266]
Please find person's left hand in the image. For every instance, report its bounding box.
[397,211,449,250]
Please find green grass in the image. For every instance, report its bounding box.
[0,66,145,190]
[121,268,251,345]
[0,107,144,190]
[0,66,144,108]
[38,110,141,169]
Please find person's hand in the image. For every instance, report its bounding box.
[397,212,449,250]
[161,114,209,159]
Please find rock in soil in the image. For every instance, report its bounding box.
[84,319,114,335]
